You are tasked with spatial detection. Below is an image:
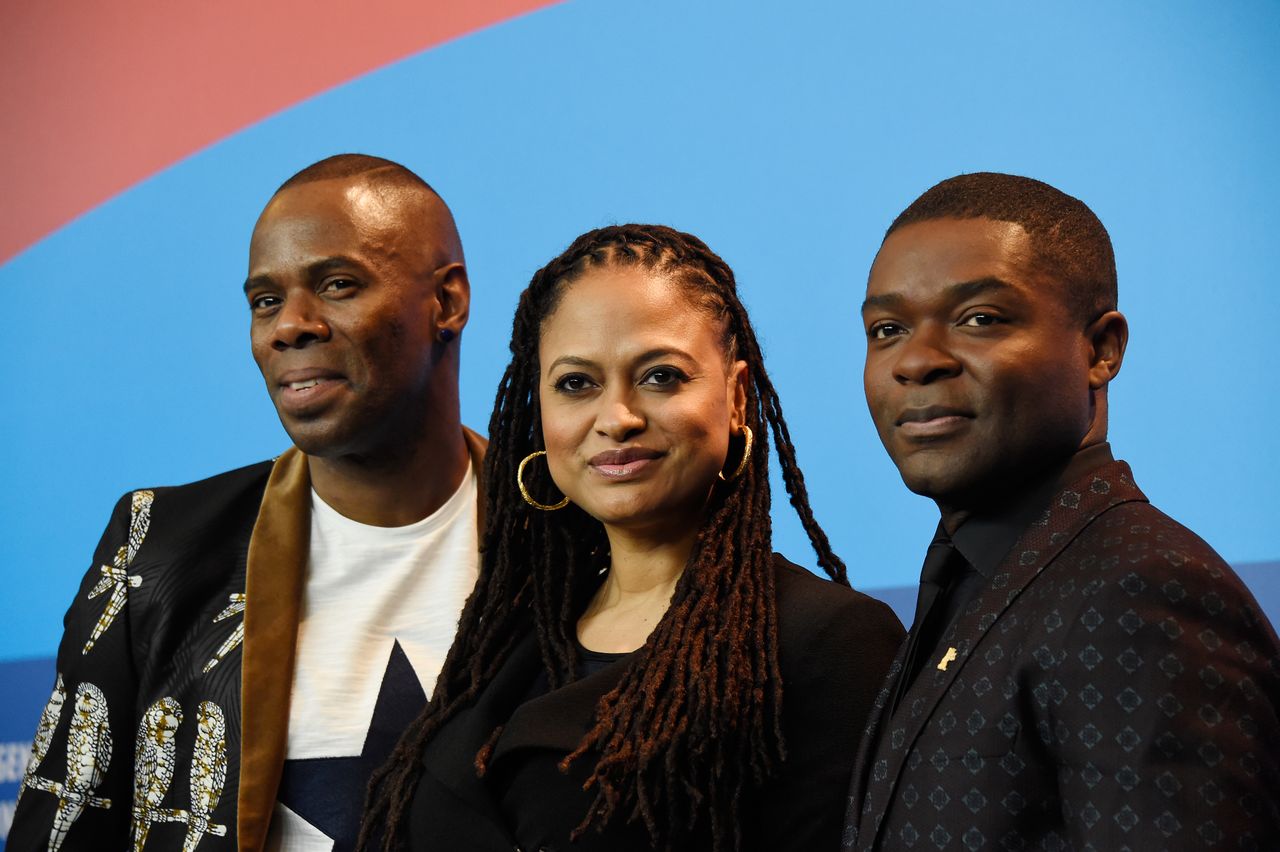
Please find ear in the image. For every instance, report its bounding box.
[727,360,749,429]
[1085,310,1128,390]
[435,262,471,339]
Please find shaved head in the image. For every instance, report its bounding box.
[269,153,465,270]
[247,153,472,485]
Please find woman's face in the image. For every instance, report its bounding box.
[538,265,747,538]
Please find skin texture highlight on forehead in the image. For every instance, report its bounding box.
[268,154,466,270]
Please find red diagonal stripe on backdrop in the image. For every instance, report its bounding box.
[0,0,561,264]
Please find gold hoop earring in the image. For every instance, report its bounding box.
[517,450,569,511]
[718,424,754,482]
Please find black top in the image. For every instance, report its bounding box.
[408,554,905,852]
[492,641,635,848]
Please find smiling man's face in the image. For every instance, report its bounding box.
[245,177,445,460]
[861,217,1097,511]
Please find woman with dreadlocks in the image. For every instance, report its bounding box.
[360,224,902,852]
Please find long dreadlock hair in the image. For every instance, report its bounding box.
[359,224,848,852]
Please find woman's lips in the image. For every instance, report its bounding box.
[588,447,663,479]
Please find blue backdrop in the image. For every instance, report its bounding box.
[3,1,1279,843]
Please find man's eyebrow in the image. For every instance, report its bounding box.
[860,292,904,314]
[946,276,1016,302]
[242,257,364,294]
[860,276,1016,314]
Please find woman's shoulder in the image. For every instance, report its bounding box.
[771,553,901,626]
[770,552,905,665]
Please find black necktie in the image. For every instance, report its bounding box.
[891,535,963,715]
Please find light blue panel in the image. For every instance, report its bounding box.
[2,0,1279,665]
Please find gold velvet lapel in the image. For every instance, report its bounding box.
[237,447,310,852]
[236,430,487,851]
[463,426,488,536]
[235,447,307,844]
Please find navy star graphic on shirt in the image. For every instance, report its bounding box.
[277,640,427,852]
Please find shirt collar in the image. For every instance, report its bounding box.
[948,442,1115,579]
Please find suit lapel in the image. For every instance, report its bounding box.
[860,461,1146,851]
[237,448,310,852]
[419,632,543,828]
[843,643,908,847]
[463,425,487,534]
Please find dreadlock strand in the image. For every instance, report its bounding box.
[359,224,848,852]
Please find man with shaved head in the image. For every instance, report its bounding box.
[10,155,484,852]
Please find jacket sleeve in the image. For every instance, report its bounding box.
[1048,540,1280,848]
[746,580,904,852]
[6,491,145,851]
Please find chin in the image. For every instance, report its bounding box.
[581,499,677,534]
[278,420,351,458]
[894,460,975,504]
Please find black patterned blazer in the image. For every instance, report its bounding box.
[9,431,487,852]
[8,458,269,852]
[842,460,1280,851]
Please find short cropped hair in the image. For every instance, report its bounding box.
[887,172,1117,323]
[275,153,438,198]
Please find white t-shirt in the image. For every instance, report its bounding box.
[266,469,479,851]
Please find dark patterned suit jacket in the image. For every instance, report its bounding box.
[843,460,1280,851]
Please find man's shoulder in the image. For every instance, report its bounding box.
[129,455,275,501]
[104,457,279,538]
[146,456,278,497]
[1036,478,1275,646]
[1068,482,1230,576]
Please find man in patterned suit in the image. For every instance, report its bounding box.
[844,172,1280,850]
[9,154,485,852]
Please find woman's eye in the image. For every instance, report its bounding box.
[554,374,594,393]
[641,367,684,387]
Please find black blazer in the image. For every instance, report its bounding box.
[842,460,1280,850]
[409,555,904,851]
[7,461,270,852]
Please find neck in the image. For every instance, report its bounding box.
[601,524,698,598]
[937,433,1110,536]
[308,404,470,527]
[575,523,698,653]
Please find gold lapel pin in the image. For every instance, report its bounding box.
[937,647,958,671]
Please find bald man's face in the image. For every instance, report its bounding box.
[244,177,467,459]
